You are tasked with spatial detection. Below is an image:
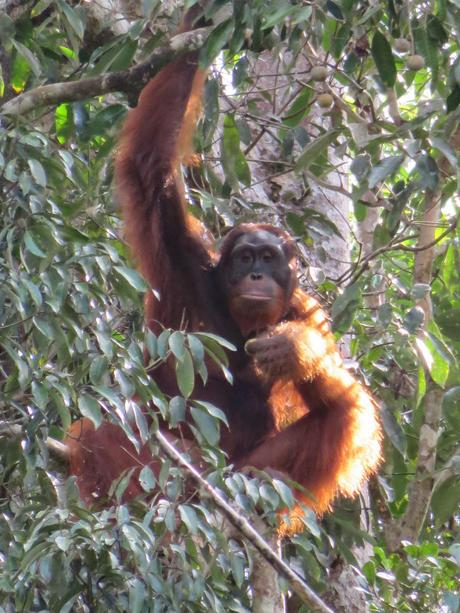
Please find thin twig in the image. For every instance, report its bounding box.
[1,27,211,116]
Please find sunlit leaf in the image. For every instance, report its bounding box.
[11,40,41,78]
[221,114,251,187]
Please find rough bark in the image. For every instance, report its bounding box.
[386,189,444,550]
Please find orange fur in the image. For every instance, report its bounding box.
[67,9,381,524]
[241,289,381,517]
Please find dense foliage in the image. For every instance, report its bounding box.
[0,0,459,611]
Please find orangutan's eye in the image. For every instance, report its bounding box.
[262,250,273,263]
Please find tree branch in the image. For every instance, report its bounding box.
[386,189,444,550]
[0,421,69,459]
[0,419,331,612]
[154,430,333,613]
[1,27,210,116]
[386,386,444,550]
[338,213,457,287]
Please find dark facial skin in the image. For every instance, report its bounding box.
[222,230,296,336]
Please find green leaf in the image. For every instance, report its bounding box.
[443,387,460,429]
[169,331,186,361]
[272,479,295,508]
[139,466,156,492]
[282,88,313,127]
[262,4,296,29]
[10,52,30,94]
[295,130,339,172]
[194,332,236,352]
[350,154,371,179]
[436,309,460,341]
[193,400,229,427]
[368,155,404,188]
[11,40,41,78]
[95,331,113,358]
[114,266,147,291]
[331,283,361,333]
[230,553,245,588]
[286,212,305,236]
[85,105,125,137]
[431,477,460,526]
[190,405,219,445]
[328,0,345,19]
[115,368,135,398]
[303,207,342,237]
[447,85,460,112]
[415,366,427,409]
[31,381,48,409]
[371,32,396,87]
[187,334,205,364]
[53,392,72,431]
[55,104,73,144]
[403,306,425,333]
[22,279,42,306]
[200,18,233,66]
[411,283,431,299]
[427,320,456,364]
[54,534,71,552]
[89,355,109,385]
[145,330,158,360]
[169,396,186,426]
[414,154,439,190]
[260,483,280,508]
[20,542,52,571]
[420,330,451,388]
[175,348,194,398]
[363,561,377,586]
[128,579,146,613]
[28,159,47,187]
[331,24,351,59]
[157,329,171,358]
[56,0,85,39]
[24,231,46,258]
[91,40,138,75]
[221,114,251,188]
[179,504,198,534]
[380,403,406,455]
[0,13,15,39]
[78,394,102,428]
[426,15,448,45]
[415,336,449,387]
